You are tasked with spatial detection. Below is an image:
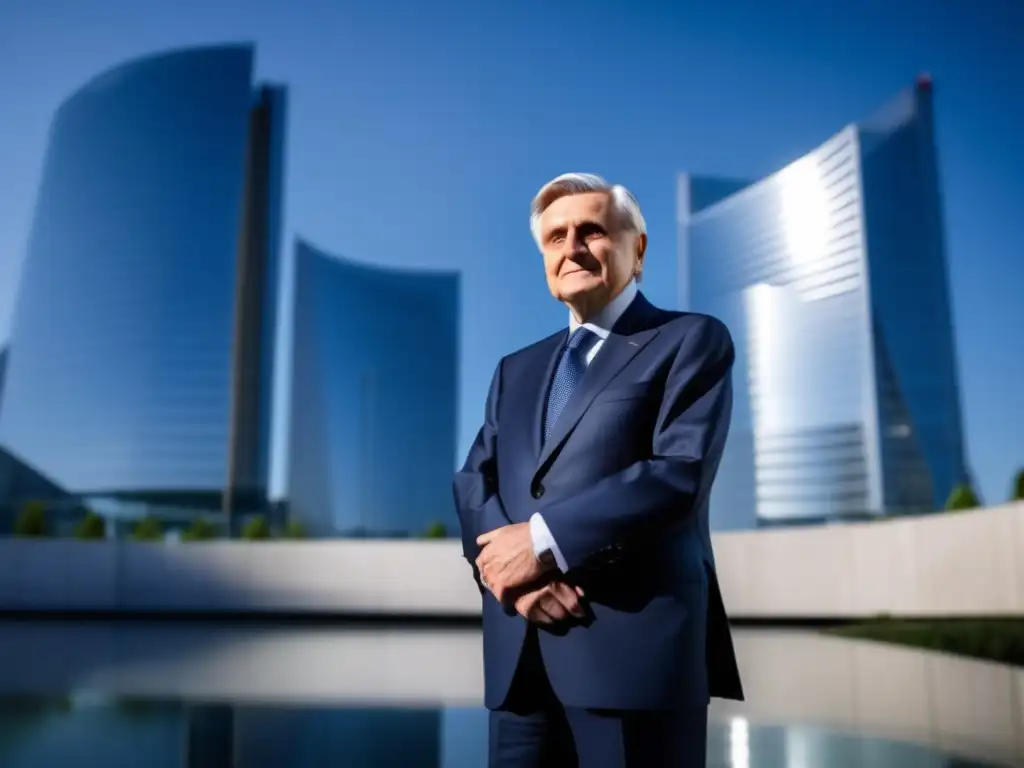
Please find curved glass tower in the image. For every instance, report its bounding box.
[680,77,968,529]
[288,240,459,538]
[0,45,285,510]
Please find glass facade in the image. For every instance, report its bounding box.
[0,46,284,506]
[857,79,968,519]
[680,79,968,529]
[287,241,460,538]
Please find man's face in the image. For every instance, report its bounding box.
[537,191,645,315]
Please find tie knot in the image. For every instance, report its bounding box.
[566,326,595,351]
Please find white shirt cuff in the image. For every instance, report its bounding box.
[529,512,568,573]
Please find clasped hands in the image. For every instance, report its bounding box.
[475,523,585,625]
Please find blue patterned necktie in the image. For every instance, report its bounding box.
[543,327,597,444]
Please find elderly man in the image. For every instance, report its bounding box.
[454,173,743,767]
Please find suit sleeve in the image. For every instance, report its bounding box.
[452,357,514,565]
[539,316,734,573]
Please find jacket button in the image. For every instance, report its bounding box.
[532,484,545,499]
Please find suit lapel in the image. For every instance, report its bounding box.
[536,323,659,472]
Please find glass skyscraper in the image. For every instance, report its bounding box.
[680,77,968,529]
[288,240,460,538]
[0,45,285,513]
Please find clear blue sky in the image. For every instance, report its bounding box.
[0,0,1021,504]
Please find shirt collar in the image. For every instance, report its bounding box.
[568,280,638,340]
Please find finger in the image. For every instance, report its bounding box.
[516,589,543,616]
[492,582,509,603]
[531,606,554,624]
[518,594,543,619]
[575,586,585,597]
[565,597,585,619]
[475,548,494,568]
[540,595,568,622]
[476,530,498,546]
[479,559,501,585]
[515,599,530,618]
[550,584,584,618]
[554,583,584,616]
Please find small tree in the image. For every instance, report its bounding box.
[241,515,271,540]
[13,500,49,537]
[73,511,106,540]
[131,516,164,542]
[282,520,308,539]
[423,520,448,539]
[181,518,217,542]
[1012,468,1024,502]
[945,483,980,512]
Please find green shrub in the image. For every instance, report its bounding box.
[282,520,308,539]
[945,483,979,511]
[131,516,164,542]
[1012,468,1024,502]
[423,520,448,539]
[181,518,217,541]
[831,619,1024,667]
[13,501,49,537]
[241,515,271,540]
[73,512,106,540]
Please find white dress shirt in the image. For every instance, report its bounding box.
[529,279,638,572]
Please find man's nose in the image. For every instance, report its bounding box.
[565,229,589,259]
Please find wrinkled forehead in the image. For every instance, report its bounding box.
[539,191,616,230]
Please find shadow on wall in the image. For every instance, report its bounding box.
[0,538,481,618]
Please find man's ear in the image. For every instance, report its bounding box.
[634,232,647,281]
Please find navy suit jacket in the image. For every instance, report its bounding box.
[453,292,744,711]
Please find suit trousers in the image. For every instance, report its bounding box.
[488,627,708,768]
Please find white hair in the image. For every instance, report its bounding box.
[529,172,647,247]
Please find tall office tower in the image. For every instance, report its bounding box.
[0,45,285,518]
[288,240,460,538]
[679,76,968,529]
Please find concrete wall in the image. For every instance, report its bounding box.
[714,500,1024,618]
[1,501,1021,618]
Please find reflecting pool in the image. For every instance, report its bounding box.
[0,621,1019,767]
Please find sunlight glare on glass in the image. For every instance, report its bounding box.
[729,716,750,768]
[745,282,793,434]
[778,156,829,278]
[785,726,814,768]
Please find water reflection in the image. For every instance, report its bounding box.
[0,698,1000,767]
[0,621,1017,767]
